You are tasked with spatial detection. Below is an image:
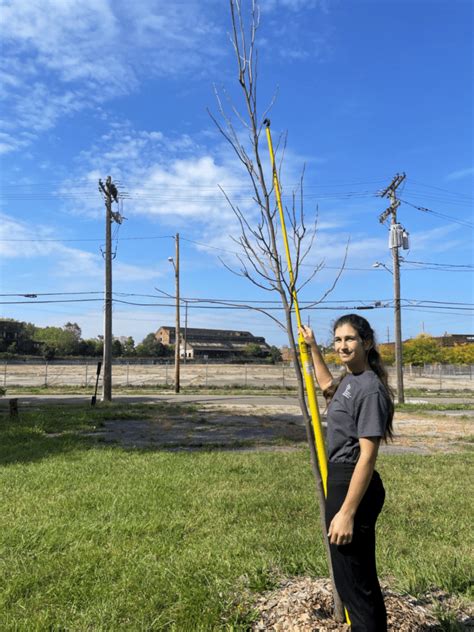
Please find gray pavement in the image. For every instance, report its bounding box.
[1,393,472,408]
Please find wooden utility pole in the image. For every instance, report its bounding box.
[172,233,180,393]
[379,173,406,404]
[99,176,120,402]
[183,300,188,364]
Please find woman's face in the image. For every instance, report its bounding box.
[333,323,371,373]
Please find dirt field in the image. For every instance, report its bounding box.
[3,361,474,391]
[82,398,473,454]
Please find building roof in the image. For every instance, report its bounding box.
[158,326,254,337]
[186,341,269,352]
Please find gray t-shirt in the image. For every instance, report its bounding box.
[326,370,389,463]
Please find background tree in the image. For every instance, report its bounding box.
[403,334,442,366]
[441,344,474,365]
[209,0,346,619]
[268,345,282,363]
[243,342,266,358]
[78,338,102,356]
[323,350,341,366]
[0,319,38,355]
[135,333,170,358]
[378,343,395,366]
[34,325,81,357]
[122,337,136,357]
[112,339,123,356]
[64,322,82,341]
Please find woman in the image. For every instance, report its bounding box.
[300,314,393,632]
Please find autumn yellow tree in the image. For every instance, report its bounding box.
[441,344,474,365]
[403,334,442,366]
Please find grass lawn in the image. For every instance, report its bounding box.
[0,404,472,630]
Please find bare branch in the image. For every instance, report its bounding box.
[303,241,350,309]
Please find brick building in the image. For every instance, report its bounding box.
[155,326,271,360]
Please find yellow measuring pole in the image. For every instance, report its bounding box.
[263,119,328,494]
[264,119,351,627]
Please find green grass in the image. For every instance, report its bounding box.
[404,387,474,397]
[0,404,472,630]
[395,402,474,412]
[5,384,474,400]
[4,383,298,396]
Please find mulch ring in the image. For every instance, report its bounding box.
[252,577,474,631]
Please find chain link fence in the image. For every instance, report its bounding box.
[2,360,473,390]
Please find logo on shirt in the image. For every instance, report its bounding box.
[342,383,352,399]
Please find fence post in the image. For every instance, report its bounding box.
[165,362,168,386]
[205,362,208,388]
[244,364,247,388]
[126,361,130,387]
[3,361,7,388]
[282,363,285,388]
[439,364,442,390]
[85,361,88,387]
[44,360,48,387]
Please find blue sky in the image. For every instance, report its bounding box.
[0,0,472,347]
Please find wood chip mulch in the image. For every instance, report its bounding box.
[251,577,474,631]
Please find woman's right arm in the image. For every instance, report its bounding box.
[299,325,334,392]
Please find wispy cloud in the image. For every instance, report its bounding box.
[410,224,465,253]
[445,167,474,182]
[0,0,222,154]
[0,212,164,282]
[0,0,338,155]
[61,123,261,230]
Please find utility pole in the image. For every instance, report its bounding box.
[98,176,121,402]
[183,300,188,364]
[378,173,407,404]
[169,234,180,393]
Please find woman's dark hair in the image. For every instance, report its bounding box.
[323,313,394,441]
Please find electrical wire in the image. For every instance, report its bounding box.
[0,235,174,243]
[399,198,473,228]
[408,179,472,201]
[401,259,473,269]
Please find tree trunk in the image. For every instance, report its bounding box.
[286,319,345,622]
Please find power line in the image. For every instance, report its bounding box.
[399,198,473,228]
[408,179,473,201]
[2,296,472,312]
[2,290,472,307]
[0,235,174,243]
[402,259,473,269]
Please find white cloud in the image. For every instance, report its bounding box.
[60,123,260,231]
[445,167,474,182]
[0,0,222,153]
[0,212,165,281]
[261,0,329,12]
[409,224,464,253]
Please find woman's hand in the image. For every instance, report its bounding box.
[328,510,354,546]
[299,325,316,346]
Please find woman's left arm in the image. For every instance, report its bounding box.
[328,437,380,546]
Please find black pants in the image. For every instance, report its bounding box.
[326,462,387,632]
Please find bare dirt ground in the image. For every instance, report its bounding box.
[87,398,473,454]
